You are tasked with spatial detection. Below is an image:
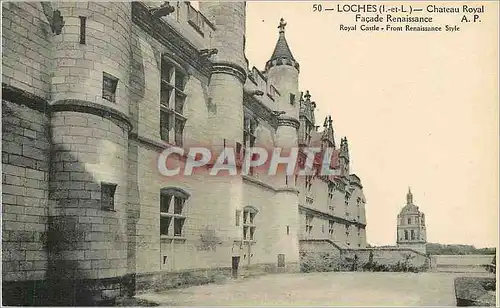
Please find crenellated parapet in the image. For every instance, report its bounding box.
[299,90,316,125]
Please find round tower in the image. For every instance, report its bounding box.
[265,18,300,119]
[48,2,131,304]
[198,1,247,266]
[200,2,247,145]
[263,18,301,272]
[396,187,427,254]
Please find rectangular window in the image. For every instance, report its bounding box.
[277,254,285,268]
[243,116,257,175]
[79,16,86,44]
[160,59,187,146]
[305,214,313,234]
[160,216,172,236]
[160,110,171,142]
[160,191,188,237]
[345,193,350,206]
[102,72,118,103]
[174,197,184,214]
[305,176,312,191]
[290,93,295,105]
[160,194,172,213]
[286,226,290,235]
[187,3,205,35]
[243,208,257,241]
[328,220,334,236]
[249,227,255,240]
[174,218,185,236]
[249,212,255,224]
[101,182,117,210]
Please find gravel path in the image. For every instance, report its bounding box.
[136,271,495,306]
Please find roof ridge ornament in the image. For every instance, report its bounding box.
[278,17,287,34]
[304,90,311,101]
[407,186,413,204]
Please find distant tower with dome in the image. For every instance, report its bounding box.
[396,187,427,254]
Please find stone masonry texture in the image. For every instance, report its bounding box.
[2,2,375,305]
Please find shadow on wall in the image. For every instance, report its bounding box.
[125,26,147,297]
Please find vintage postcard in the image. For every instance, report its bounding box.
[1,1,498,306]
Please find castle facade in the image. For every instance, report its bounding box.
[2,2,367,305]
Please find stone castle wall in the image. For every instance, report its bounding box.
[2,99,51,304]
[299,240,430,272]
[2,1,367,305]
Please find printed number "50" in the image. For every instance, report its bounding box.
[313,4,323,12]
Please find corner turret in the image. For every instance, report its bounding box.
[265,18,300,119]
[320,116,335,149]
[265,18,300,72]
[339,137,350,176]
[298,90,316,146]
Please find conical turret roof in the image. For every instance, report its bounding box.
[270,21,295,61]
[265,18,300,72]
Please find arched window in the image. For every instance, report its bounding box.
[410,230,415,240]
[243,206,258,241]
[407,218,411,225]
[160,187,190,237]
[404,230,408,240]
